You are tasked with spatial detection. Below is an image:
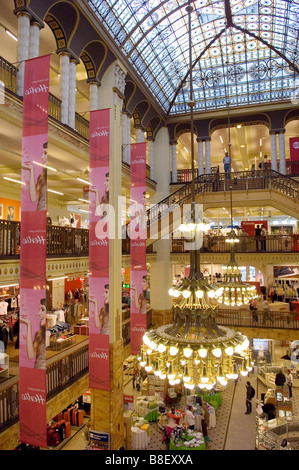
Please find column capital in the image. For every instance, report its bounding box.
[15,10,32,20]
[196,136,210,142]
[169,140,178,146]
[147,137,155,143]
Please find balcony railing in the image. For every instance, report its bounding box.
[0,56,90,141]
[0,220,90,257]
[171,167,218,184]
[172,234,299,253]
[1,220,298,258]
[216,308,299,330]
[0,342,88,433]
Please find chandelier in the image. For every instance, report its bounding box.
[138,3,253,390]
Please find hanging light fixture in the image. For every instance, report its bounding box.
[138,2,252,390]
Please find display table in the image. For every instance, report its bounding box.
[169,439,206,451]
[169,429,206,451]
[197,392,222,410]
[131,426,150,450]
[167,410,185,425]
[136,396,163,422]
[0,353,9,378]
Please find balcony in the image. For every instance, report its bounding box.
[172,234,299,254]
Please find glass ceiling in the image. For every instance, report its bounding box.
[87,0,299,115]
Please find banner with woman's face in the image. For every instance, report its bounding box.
[19,55,50,448]
[88,109,110,390]
[130,143,147,355]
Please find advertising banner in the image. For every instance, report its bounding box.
[19,55,50,447]
[129,143,147,355]
[88,109,110,390]
[290,137,299,161]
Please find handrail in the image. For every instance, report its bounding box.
[216,308,299,330]
[172,234,299,254]
[0,341,89,433]
[144,169,299,229]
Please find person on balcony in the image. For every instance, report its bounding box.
[262,296,274,324]
[22,142,48,211]
[255,225,261,251]
[222,152,231,179]
[260,224,267,251]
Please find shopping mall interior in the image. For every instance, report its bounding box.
[0,0,299,453]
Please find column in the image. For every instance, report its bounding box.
[89,82,99,112]
[29,21,40,59]
[59,53,70,125]
[170,141,177,183]
[150,127,173,326]
[16,12,31,96]
[148,139,155,180]
[270,132,278,172]
[278,131,286,175]
[68,59,77,129]
[197,139,204,176]
[93,62,126,450]
[205,138,211,174]
[136,128,145,143]
[122,113,131,164]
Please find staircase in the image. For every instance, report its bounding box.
[131,170,299,247]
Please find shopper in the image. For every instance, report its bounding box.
[275,369,286,387]
[201,402,210,441]
[223,152,231,179]
[185,405,196,430]
[260,224,267,251]
[286,369,293,398]
[136,373,141,392]
[255,225,261,251]
[262,295,274,324]
[245,381,254,414]
[249,298,258,323]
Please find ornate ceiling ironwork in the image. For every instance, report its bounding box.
[87,0,299,115]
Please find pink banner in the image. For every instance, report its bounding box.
[19,55,50,448]
[88,109,110,390]
[130,143,147,355]
[290,137,299,162]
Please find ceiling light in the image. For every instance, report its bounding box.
[33,161,57,171]
[3,176,25,185]
[47,189,64,195]
[6,29,17,41]
[237,124,242,128]
[77,177,91,185]
[78,198,90,203]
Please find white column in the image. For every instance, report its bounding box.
[29,22,40,59]
[197,139,204,176]
[136,128,145,143]
[205,139,211,174]
[278,132,286,175]
[59,53,70,125]
[122,113,131,164]
[270,133,278,171]
[68,59,77,129]
[89,82,99,111]
[171,142,177,183]
[16,12,31,96]
[148,139,155,180]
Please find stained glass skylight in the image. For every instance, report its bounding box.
[87,0,299,115]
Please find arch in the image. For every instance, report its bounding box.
[285,110,299,128]
[209,114,271,135]
[44,1,80,57]
[81,40,116,83]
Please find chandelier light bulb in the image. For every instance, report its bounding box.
[212,347,222,358]
[208,290,215,298]
[173,290,180,298]
[182,290,191,298]
[225,346,234,356]
[157,344,166,353]
[169,346,179,356]
[196,290,204,298]
[183,347,193,358]
[168,288,174,296]
[198,348,207,358]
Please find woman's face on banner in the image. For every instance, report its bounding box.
[41,146,48,164]
[103,287,109,304]
[104,176,109,193]
[39,304,47,326]
[142,278,147,291]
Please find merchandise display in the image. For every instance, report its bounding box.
[169,427,205,450]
